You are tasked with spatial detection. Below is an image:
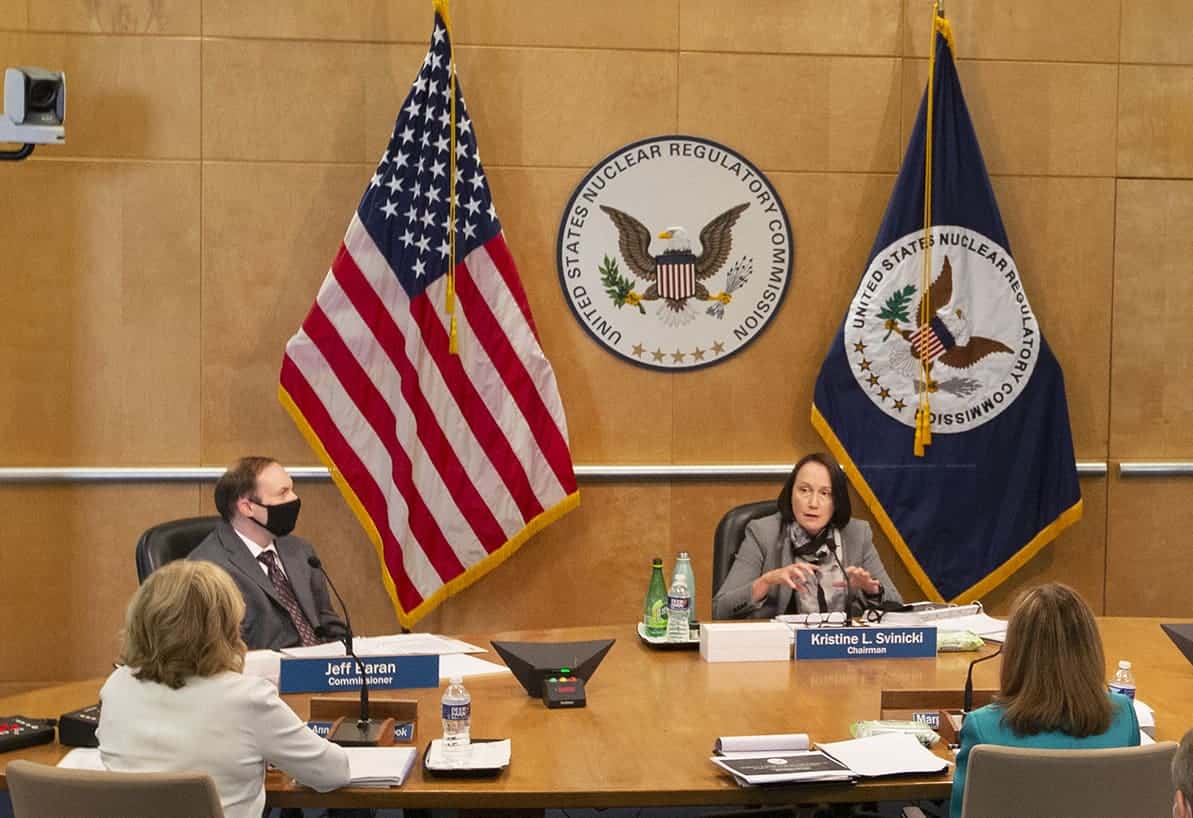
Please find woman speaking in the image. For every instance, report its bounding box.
[97,560,350,818]
[712,452,902,619]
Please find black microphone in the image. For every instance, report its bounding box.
[825,536,859,620]
[963,646,1003,717]
[308,556,352,652]
[308,556,384,746]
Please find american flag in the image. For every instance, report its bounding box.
[279,9,579,627]
[907,316,951,362]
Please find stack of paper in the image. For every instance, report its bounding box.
[710,751,854,786]
[343,746,419,787]
[425,738,512,771]
[817,733,949,776]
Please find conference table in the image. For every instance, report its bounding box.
[1,618,1191,814]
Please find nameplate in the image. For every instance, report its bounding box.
[308,720,415,742]
[793,626,937,660]
[279,654,439,693]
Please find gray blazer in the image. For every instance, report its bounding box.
[712,514,902,620]
[189,520,345,650]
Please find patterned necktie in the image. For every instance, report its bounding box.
[256,550,318,647]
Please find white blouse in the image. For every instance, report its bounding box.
[98,665,350,818]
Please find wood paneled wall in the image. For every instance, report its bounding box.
[1,0,1190,684]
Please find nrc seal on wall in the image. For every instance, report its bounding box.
[557,135,793,370]
[844,225,1039,432]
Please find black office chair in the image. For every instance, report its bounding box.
[134,516,220,583]
[711,499,778,605]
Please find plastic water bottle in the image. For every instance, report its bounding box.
[673,552,696,622]
[667,574,691,642]
[1108,660,1136,700]
[643,558,668,637]
[441,676,471,756]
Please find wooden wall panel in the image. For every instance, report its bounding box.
[670,172,896,462]
[904,0,1120,61]
[1,0,1191,685]
[1111,180,1193,457]
[0,33,200,158]
[990,176,1115,459]
[1120,0,1193,65]
[0,161,201,465]
[455,47,678,168]
[679,54,902,173]
[1106,474,1193,618]
[202,0,680,50]
[0,0,27,30]
[680,0,901,56]
[0,484,204,682]
[200,161,371,466]
[1118,66,1193,179]
[901,60,1118,176]
[27,0,200,34]
[487,168,676,464]
[202,40,425,163]
[417,483,675,633]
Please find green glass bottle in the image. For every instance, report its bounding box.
[644,558,668,637]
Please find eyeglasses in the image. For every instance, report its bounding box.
[782,611,850,629]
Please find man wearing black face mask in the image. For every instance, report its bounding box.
[189,456,345,650]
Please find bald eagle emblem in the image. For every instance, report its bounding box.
[884,255,1013,396]
[600,203,750,327]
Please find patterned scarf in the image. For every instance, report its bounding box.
[786,523,846,614]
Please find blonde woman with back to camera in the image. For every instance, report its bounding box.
[97,560,350,818]
[949,582,1140,818]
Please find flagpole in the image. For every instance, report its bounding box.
[434,0,459,354]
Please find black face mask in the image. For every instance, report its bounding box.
[250,497,301,538]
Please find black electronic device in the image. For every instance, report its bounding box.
[58,703,100,747]
[0,716,55,753]
[1162,623,1193,668]
[541,673,586,708]
[490,639,613,701]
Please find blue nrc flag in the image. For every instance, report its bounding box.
[811,14,1082,602]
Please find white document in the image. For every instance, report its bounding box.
[714,733,811,758]
[936,613,1007,642]
[281,633,486,659]
[57,748,105,770]
[425,738,511,770]
[343,746,419,787]
[818,732,949,777]
[243,649,284,684]
[438,653,510,679]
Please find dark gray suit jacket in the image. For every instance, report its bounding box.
[712,514,903,620]
[189,521,345,650]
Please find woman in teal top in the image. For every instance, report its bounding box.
[950,583,1140,818]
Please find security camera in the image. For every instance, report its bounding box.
[0,67,66,155]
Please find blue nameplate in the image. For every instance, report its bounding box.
[307,720,415,742]
[794,626,937,660]
[279,654,439,693]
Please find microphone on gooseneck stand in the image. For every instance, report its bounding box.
[308,556,384,746]
[963,646,1003,717]
[825,534,858,620]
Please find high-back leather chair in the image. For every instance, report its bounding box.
[960,741,1177,818]
[711,500,777,604]
[134,515,220,583]
[7,759,224,818]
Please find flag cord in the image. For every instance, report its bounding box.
[435,0,459,354]
[914,2,945,457]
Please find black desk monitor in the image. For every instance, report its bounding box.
[491,639,614,697]
[1162,623,1193,668]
